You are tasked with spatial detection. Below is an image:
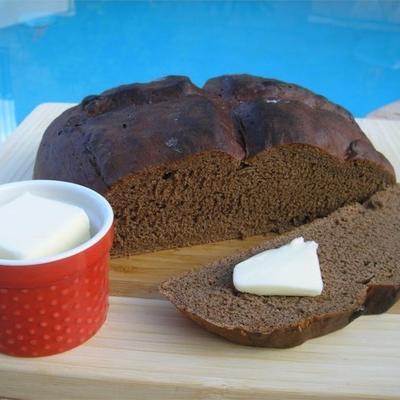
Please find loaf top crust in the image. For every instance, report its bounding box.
[33,75,395,193]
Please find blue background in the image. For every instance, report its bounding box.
[0,0,399,131]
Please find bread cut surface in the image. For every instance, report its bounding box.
[33,75,395,256]
[160,185,400,348]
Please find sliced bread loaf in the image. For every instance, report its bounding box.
[33,75,395,256]
[160,185,400,348]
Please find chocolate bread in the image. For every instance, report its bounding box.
[160,185,400,348]
[33,75,395,256]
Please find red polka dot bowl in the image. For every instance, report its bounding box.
[0,180,113,357]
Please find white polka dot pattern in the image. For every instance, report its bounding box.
[0,255,109,357]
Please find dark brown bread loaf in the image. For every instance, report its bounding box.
[33,75,395,256]
[160,185,400,348]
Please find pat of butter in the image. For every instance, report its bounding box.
[233,237,323,296]
[0,192,90,260]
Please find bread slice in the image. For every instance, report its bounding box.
[160,185,400,348]
[33,75,395,256]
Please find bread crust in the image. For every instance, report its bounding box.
[205,75,394,175]
[33,75,395,193]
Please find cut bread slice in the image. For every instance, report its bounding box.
[160,185,400,348]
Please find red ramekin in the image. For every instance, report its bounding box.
[0,180,113,357]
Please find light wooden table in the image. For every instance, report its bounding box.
[0,104,400,400]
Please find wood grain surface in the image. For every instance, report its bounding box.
[0,104,399,400]
[1,297,400,400]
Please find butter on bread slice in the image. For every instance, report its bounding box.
[160,185,400,348]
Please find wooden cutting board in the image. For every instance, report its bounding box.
[0,104,400,400]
